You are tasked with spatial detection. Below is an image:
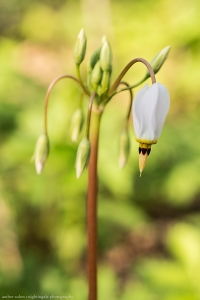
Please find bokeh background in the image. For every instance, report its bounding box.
[1,0,200,299]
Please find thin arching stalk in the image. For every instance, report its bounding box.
[44,74,90,133]
[108,57,156,96]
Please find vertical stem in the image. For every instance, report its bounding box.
[87,107,102,300]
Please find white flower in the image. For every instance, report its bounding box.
[132,83,170,175]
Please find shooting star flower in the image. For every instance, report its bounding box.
[132,83,170,175]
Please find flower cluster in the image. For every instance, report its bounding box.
[33,29,170,177]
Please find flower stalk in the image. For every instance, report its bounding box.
[87,107,102,300]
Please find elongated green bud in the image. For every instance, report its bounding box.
[90,60,103,91]
[118,128,130,169]
[101,70,111,92]
[146,46,171,77]
[34,133,50,174]
[75,137,91,178]
[101,35,107,44]
[87,47,101,73]
[100,39,112,71]
[73,28,87,65]
[70,108,84,142]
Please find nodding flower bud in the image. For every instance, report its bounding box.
[90,60,103,91]
[70,108,84,142]
[146,46,171,77]
[73,28,87,65]
[75,137,91,178]
[100,39,112,72]
[34,133,50,175]
[118,128,130,169]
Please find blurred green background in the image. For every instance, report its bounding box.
[1,0,200,299]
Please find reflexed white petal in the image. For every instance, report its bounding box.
[138,83,159,141]
[133,84,158,141]
[154,83,170,138]
[133,84,148,138]
[132,82,170,143]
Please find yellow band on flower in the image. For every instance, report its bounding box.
[138,143,152,149]
[135,138,157,145]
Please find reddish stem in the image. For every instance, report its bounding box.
[87,108,102,300]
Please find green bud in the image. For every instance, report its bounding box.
[146,46,171,76]
[70,108,84,142]
[98,70,111,96]
[34,133,50,174]
[75,137,91,178]
[73,28,87,65]
[101,35,107,44]
[87,47,101,73]
[118,128,130,169]
[100,39,112,71]
[87,48,101,92]
[90,60,103,91]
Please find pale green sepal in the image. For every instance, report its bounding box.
[75,137,91,178]
[73,28,87,65]
[34,133,50,175]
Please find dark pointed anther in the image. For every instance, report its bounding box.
[141,148,147,155]
[147,148,151,155]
